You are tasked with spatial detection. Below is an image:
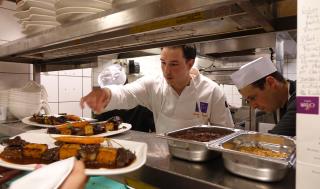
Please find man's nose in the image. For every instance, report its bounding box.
[163,65,171,74]
[250,101,259,109]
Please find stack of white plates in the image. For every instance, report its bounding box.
[8,81,51,119]
[15,0,59,35]
[55,0,112,24]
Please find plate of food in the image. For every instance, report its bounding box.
[28,122,132,137]
[0,133,147,175]
[21,114,97,128]
[28,118,132,137]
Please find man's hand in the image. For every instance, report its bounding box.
[59,160,87,189]
[80,88,111,113]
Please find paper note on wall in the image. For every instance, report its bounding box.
[297,0,320,96]
[297,0,320,188]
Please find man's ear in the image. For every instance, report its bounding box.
[265,76,277,89]
[187,59,195,69]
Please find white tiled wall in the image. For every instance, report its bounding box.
[59,75,83,102]
[0,1,31,120]
[0,2,30,91]
[0,1,24,42]
[221,84,242,108]
[283,59,297,81]
[129,55,162,76]
[40,69,93,118]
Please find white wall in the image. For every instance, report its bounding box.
[283,58,297,80]
[41,69,93,118]
[0,1,30,91]
[126,55,161,82]
[0,1,92,118]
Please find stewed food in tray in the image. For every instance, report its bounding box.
[209,132,296,182]
[158,125,241,162]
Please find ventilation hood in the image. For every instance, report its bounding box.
[0,0,296,66]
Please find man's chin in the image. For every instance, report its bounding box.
[259,108,272,112]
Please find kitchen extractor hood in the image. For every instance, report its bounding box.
[0,0,296,65]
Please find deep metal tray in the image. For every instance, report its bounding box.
[209,132,296,182]
[157,125,243,162]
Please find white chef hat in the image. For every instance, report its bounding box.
[98,64,126,88]
[230,57,277,89]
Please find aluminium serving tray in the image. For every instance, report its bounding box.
[157,125,243,162]
[209,132,296,182]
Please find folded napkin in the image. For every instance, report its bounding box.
[9,157,75,189]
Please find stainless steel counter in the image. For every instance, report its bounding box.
[0,122,295,189]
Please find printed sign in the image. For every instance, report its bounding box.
[297,96,319,114]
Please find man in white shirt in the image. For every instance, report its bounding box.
[81,44,234,133]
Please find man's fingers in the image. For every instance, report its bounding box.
[80,89,109,113]
[96,90,108,113]
[80,97,86,109]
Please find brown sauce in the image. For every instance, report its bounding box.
[0,156,136,169]
[168,127,234,142]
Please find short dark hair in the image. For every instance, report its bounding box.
[251,71,286,90]
[162,44,197,60]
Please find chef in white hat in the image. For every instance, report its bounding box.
[231,57,296,136]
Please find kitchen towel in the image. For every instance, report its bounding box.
[9,157,75,189]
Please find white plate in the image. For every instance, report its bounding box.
[20,14,56,22]
[14,7,55,19]
[0,133,147,175]
[22,21,59,28]
[22,24,56,33]
[56,12,96,24]
[56,7,104,15]
[56,0,112,10]
[27,122,132,137]
[18,0,56,4]
[21,116,98,128]
[17,0,55,12]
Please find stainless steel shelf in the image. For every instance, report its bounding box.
[0,0,296,65]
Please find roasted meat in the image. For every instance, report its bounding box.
[30,114,81,125]
[96,147,118,165]
[47,116,124,136]
[59,144,81,159]
[1,146,23,160]
[116,148,136,167]
[1,136,28,147]
[78,144,100,161]
[41,147,60,162]
[22,144,48,158]
[0,137,136,169]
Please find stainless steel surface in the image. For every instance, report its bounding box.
[275,31,297,74]
[211,132,296,182]
[223,153,289,182]
[158,125,241,162]
[198,32,277,55]
[0,0,296,64]
[0,122,295,189]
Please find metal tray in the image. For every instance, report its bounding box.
[157,125,242,162]
[209,132,296,182]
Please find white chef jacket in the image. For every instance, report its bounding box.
[105,74,234,133]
